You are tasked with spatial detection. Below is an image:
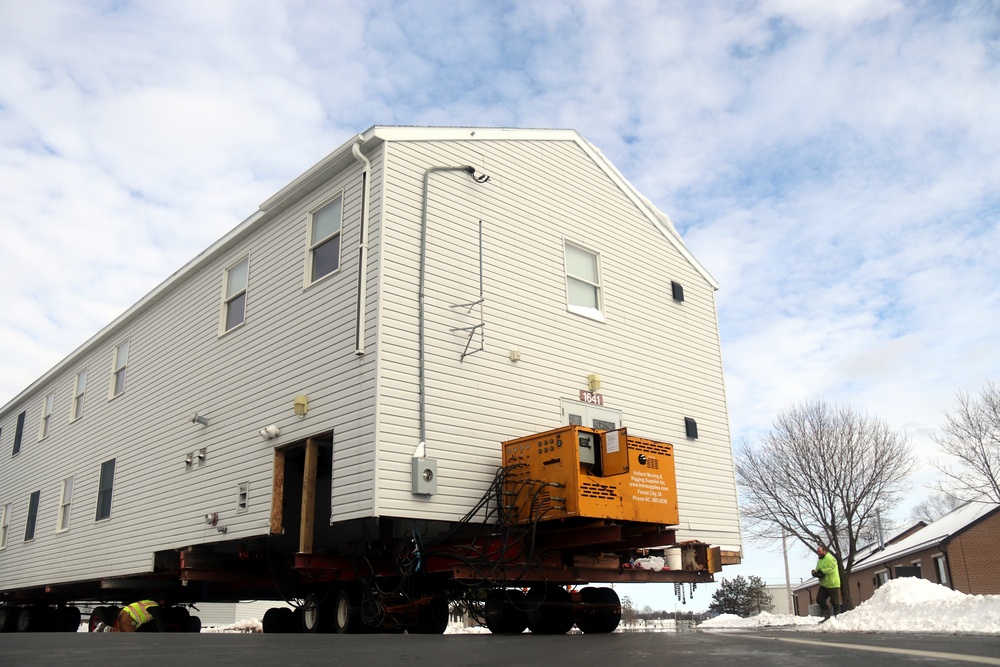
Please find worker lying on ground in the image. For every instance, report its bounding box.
[99,599,167,632]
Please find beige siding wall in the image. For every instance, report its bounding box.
[0,144,384,590]
[375,138,740,548]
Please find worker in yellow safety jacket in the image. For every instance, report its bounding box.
[110,599,166,632]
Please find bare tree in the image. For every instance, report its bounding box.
[909,492,965,524]
[932,381,1000,503]
[735,400,916,609]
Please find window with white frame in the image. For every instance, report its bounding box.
[222,255,250,332]
[72,369,88,421]
[874,570,889,587]
[0,502,10,549]
[564,241,604,321]
[110,340,129,398]
[308,195,343,283]
[95,458,116,521]
[39,392,54,439]
[24,490,40,541]
[933,554,948,585]
[57,476,74,532]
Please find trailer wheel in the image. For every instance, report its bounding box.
[186,616,202,632]
[17,606,46,632]
[333,589,362,634]
[0,606,19,632]
[412,597,449,634]
[575,587,621,634]
[56,606,82,632]
[525,585,573,635]
[302,592,333,633]
[162,605,191,631]
[484,589,528,634]
[261,607,284,634]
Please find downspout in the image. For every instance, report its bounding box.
[351,143,372,355]
[417,165,489,453]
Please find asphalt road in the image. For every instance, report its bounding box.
[1,630,998,666]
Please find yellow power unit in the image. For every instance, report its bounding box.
[502,425,679,525]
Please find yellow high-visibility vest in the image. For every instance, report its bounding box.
[124,600,159,627]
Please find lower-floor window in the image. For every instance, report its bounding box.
[933,554,948,585]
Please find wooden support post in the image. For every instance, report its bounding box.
[299,438,318,554]
[270,448,285,535]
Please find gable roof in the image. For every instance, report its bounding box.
[794,501,999,591]
[2,126,716,415]
[264,126,719,289]
[854,501,1000,568]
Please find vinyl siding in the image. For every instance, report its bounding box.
[0,130,741,597]
[0,144,385,590]
[375,138,740,548]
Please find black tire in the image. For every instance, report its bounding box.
[0,606,19,633]
[88,607,106,632]
[412,597,449,634]
[301,592,327,633]
[575,587,621,634]
[261,607,284,634]
[56,606,82,632]
[332,588,362,634]
[161,605,190,632]
[525,584,573,635]
[484,589,528,634]
[186,616,202,633]
[17,606,47,633]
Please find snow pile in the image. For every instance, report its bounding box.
[700,579,1000,635]
[821,578,1000,635]
[202,618,263,633]
[700,612,819,629]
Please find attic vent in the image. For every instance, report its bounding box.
[580,481,619,500]
[684,417,699,439]
[671,281,684,303]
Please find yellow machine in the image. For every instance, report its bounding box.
[502,425,679,525]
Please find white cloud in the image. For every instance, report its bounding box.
[0,0,998,608]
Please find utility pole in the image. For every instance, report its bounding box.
[782,528,793,614]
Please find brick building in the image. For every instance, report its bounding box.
[793,501,1000,615]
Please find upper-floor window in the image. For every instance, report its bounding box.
[24,490,40,541]
[308,195,343,283]
[564,241,604,321]
[0,502,10,549]
[110,340,129,398]
[39,392,55,440]
[95,458,116,521]
[57,476,74,532]
[71,369,88,421]
[12,411,25,456]
[222,255,250,333]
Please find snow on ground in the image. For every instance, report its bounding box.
[700,578,1000,635]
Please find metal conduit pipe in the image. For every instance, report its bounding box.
[418,165,489,451]
[351,142,372,355]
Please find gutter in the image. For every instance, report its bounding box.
[351,143,372,355]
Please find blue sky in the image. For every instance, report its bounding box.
[1,0,998,612]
